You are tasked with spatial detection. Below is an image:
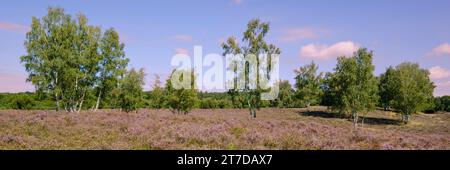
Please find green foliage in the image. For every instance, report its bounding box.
[146,74,165,109]
[221,18,281,118]
[328,48,379,127]
[197,92,232,108]
[379,66,396,110]
[271,80,295,108]
[294,62,323,107]
[320,72,335,106]
[118,68,145,113]
[165,69,198,114]
[93,28,129,110]
[10,93,35,110]
[20,7,129,112]
[227,90,246,108]
[200,98,219,109]
[389,63,435,123]
[0,93,57,110]
[434,96,450,112]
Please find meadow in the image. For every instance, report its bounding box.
[1,107,448,150]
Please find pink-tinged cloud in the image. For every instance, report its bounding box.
[0,72,34,93]
[232,0,243,5]
[427,43,450,57]
[172,35,193,42]
[174,48,190,55]
[0,21,30,33]
[299,41,359,60]
[279,27,327,42]
[429,66,450,80]
[434,80,450,96]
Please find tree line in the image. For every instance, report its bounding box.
[9,7,446,125]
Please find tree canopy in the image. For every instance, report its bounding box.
[294,62,323,107]
[20,7,129,112]
[328,48,379,127]
[389,62,435,123]
[221,18,281,118]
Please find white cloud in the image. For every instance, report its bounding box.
[279,27,327,42]
[172,35,193,42]
[0,21,30,33]
[427,43,450,57]
[299,41,359,60]
[429,66,450,80]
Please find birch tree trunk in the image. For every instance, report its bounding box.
[94,90,102,111]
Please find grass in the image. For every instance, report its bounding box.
[0,107,448,150]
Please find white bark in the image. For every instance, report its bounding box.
[94,90,102,111]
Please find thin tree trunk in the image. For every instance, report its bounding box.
[55,72,60,111]
[353,111,358,128]
[78,100,83,113]
[94,90,102,111]
[248,100,252,116]
[361,116,365,127]
[55,93,60,111]
[77,92,85,113]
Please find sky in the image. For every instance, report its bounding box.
[0,0,449,96]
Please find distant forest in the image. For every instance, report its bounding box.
[1,91,449,112]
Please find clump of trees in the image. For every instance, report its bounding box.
[378,66,396,111]
[326,48,379,127]
[434,96,450,112]
[10,93,35,110]
[118,68,146,113]
[379,63,435,123]
[270,80,295,108]
[294,62,323,108]
[147,74,165,109]
[20,7,141,112]
[165,69,198,114]
[0,92,57,110]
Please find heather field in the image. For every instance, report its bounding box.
[0,107,449,150]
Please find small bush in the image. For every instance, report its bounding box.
[11,94,35,110]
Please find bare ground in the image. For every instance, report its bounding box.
[0,107,449,150]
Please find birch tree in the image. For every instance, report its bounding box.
[118,68,145,113]
[379,66,396,111]
[21,7,129,112]
[222,19,281,118]
[329,48,379,127]
[390,63,435,123]
[93,28,129,111]
[294,62,323,108]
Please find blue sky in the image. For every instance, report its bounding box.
[1,0,449,95]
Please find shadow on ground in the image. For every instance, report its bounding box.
[358,116,402,125]
[297,111,402,125]
[298,111,349,119]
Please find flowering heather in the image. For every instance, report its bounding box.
[0,107,448,150]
